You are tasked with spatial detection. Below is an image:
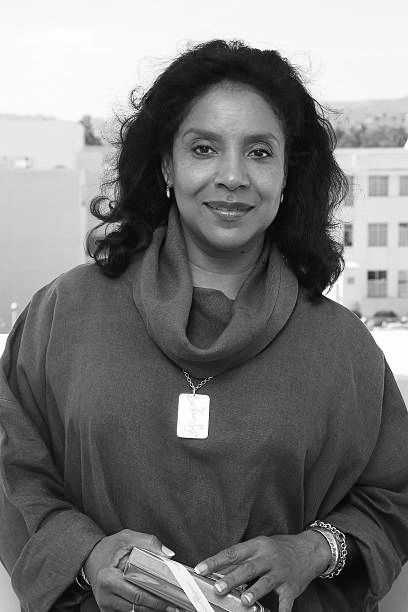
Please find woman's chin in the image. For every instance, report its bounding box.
[199,232,263,257]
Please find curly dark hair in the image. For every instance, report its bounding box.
[87,39,346,300]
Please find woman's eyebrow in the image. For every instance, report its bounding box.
[181,128,281,144]
[244,132,281,145]
[181,128,219,140]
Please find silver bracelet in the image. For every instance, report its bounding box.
[309,526,339,576]
[75,565,91,591]
[308,521,348,579]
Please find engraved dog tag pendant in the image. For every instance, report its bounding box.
[177,394,210,439]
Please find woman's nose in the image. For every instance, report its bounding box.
[214,153,250,190]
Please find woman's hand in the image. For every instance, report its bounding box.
[84,529,179,612]
[194,531,331,612]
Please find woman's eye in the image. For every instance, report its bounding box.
[192,145,215,155]
[249,148,271,159]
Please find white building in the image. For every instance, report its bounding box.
[332,147,408,317]
[0,115,84,170]
[77,144,115,236]
[0,116,88,331]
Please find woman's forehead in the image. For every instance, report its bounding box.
[176,82,285,141]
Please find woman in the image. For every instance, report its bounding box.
[0,40,407,612]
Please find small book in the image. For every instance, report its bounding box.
[123,547,267,612]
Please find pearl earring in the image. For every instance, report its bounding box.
[166,183,171,199]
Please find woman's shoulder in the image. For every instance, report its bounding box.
[32,262,120,301]
[295,291,382,359]
[312,294,371,329]
[291,294,388,407]
[7,263,132,353]
[19,263,128,327]
[53,261,112,290]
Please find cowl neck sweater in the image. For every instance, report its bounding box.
[128,206,299,378]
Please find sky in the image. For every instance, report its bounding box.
[1,0,408,121]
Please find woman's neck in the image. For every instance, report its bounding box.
[189,262,255,299]
[184,235,264,275]
[184,237,264,299]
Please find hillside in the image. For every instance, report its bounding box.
[2,96,408,148]
[327,96,408,124]
[323,97,408,147]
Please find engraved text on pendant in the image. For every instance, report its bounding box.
[177,394,210,439]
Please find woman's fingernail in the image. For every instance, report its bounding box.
[161,545,175,557]
[214,580,227,593]
[242,593,254,605]
[194,563,208,574]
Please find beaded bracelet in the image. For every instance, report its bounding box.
[308,521,348,579]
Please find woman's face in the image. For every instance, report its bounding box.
[163,82,286,260]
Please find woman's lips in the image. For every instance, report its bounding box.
[204,201,253,219]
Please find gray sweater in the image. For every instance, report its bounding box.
[1,213,408,611]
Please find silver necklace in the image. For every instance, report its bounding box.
[177,370,213,439]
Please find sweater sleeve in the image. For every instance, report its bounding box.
[0,283,105,612]
[323,359,408,611]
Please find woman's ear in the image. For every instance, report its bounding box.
[161,155,173,187]
[283,162,288,191]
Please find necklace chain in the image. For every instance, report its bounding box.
[183,370,213,395]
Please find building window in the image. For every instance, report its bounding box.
[368,175,388,196]
[367,271,387,297]
[368,223,387,246]
[14,156,33,169]
[400,176,408,196]
[344,175,355,206]
[399,223,408,246]
[398,271,408,298]
[344,223,353,246]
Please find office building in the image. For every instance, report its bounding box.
[331,146,408,317]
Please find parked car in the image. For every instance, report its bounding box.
[365,310,400,330]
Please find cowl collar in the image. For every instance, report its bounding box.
[128,206,298,378]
